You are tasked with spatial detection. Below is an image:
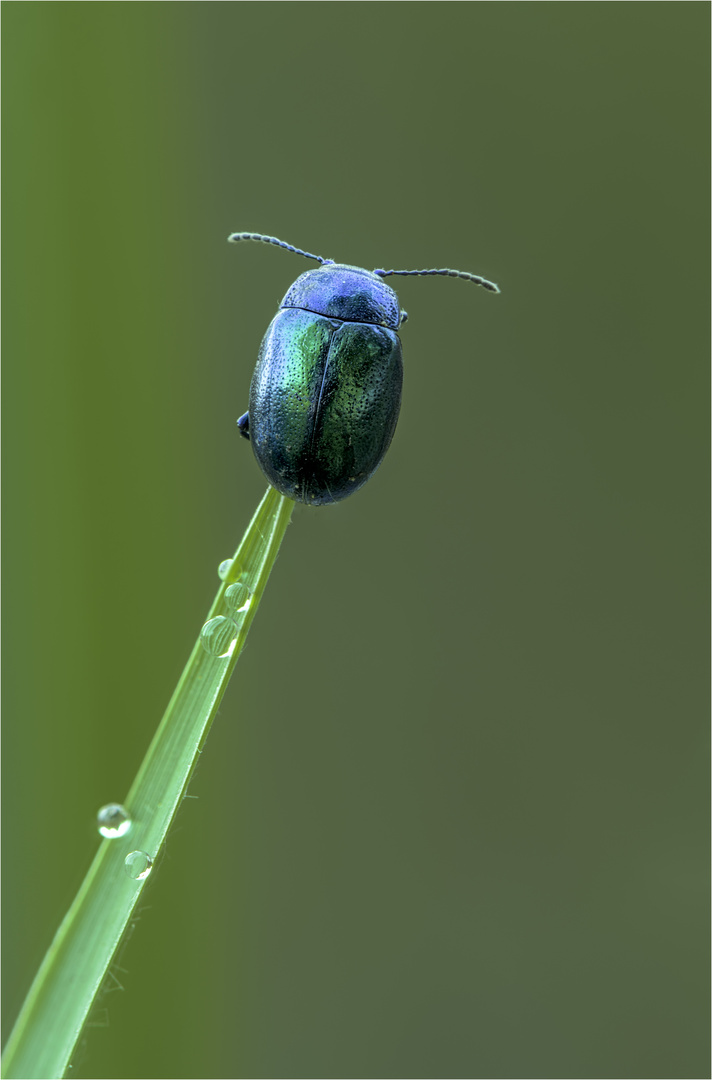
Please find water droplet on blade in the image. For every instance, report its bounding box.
[224,582,252,614]
[97,803,132,839]
[124,850,153,880]
[200,615,238,658]
[217,559,233,581]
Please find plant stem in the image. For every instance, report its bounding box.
[2,487,294,1080]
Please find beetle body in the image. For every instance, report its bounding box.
[245,264,403,505]
[230,233,499,506]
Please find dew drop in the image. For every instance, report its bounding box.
[217,559,233,581]
[200,615,238,658]
[224,581,252,614]
[97,803,132,839]
[124,850,153,880]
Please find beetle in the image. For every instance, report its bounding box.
[229,232,499,506]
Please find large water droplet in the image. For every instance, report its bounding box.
[224,581,252,614]
[124,850,153,880]
[97,803,132,839]
[200,615,238,658]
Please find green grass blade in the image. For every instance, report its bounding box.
[2,486,294,1080]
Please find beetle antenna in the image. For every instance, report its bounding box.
[373,266,500,294]
[228,232,327,265]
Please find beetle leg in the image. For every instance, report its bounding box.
[237,411,250,441]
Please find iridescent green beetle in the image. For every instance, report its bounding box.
[229,233,499,505]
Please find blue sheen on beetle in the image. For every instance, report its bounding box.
[229,233,499,506]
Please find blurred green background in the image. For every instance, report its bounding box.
[2,4,708,1078]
